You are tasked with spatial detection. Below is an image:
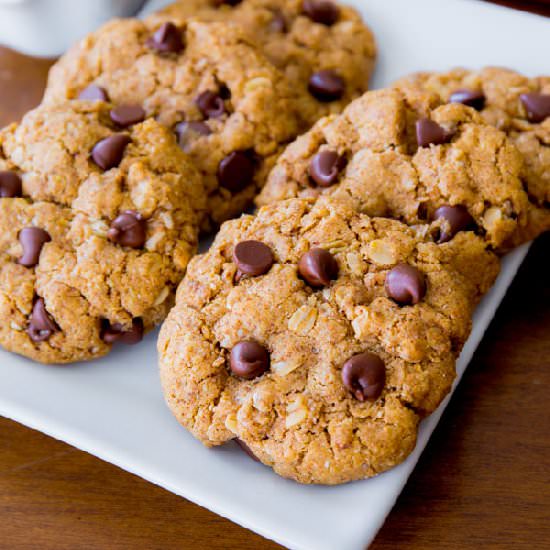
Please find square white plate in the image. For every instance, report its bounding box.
[1,1,548,549]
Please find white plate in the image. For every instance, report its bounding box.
[0,1,548,549]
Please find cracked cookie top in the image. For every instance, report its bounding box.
[148,0,377,125]
[393,67,550,246]
[158,195,499,484]
[0,100,203,364]
[257,87,531,250]
[43,18,311,229]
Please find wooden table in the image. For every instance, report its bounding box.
[1,3,549,548]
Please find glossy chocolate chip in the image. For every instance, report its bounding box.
[28,298,58,342]
[147,22,184,54]
[78,84,109,102]
[342,352,385,401]
[233,240,274,279]
[270,9,287,32]
[109,104,146,127]
[0,171,22,198]
[449,88,485,111]
[520,92,550,123]
[235,439,261,462]
[230,341,270,379]
[218,151,255,192]
[101,318,144,345]
[434,205,475,243]
[107,211,146,249]
[18,227,51,268]
[213,0,242,5]
[298,248,338,287]
[196,90,226,119]
[91,134,131,170]
[309,150,345,187]
[303,0,340,25]
[385,263,426,306]
[308,70,345,102]
[416,118,453,148]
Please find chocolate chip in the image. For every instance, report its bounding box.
[270,10,288,32]
[434,205,475,243]
[308,70,345,102]
[175,120,212,150]
[0,171,22,198]
[101,318,144,345]
[147,22,184,54]
[28,298,58,342]
[309,150,345,187]
[196,90,226,119]
[109,104,146,127]
[213,0,242,5]
[78,84,109,102]
[91,134,131,170]
[107,211,146,249]
[235,439,261,462]
[298,248,338,287]
[229,341,270,379]
[233,240,274,279]
[303,0,340,25]
[520,92,550,123]
[416,118,453,148]
[18,227,51,268]
[385,263,426,306]
[449,88,485,111]
[218,151,255,192]
[342,352,385,401]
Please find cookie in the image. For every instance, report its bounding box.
[149,0,377,125]
[0,100,203,364]
[393,67,550,246]
[158,195,499,484]
[43,18,312,229]
[257,87,531,250]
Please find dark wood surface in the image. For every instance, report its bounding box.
[1,2,549,548]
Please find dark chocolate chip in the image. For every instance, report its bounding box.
[78,85,109,102]
[342,351,385,401]
[449,88,485,111]
[0,171,22,198]
[28,298,58,342]
[175,121,212,151]
[416,118,453,148]
[147,22,184,54]
[109,104,146,127]
[385,263,426,306]
[308,70,345,102]
[212,0,242,5]
[101,318,144,345]
[107,210,146,249]
[298,248,338,287]
[233,240,274,279]
[230,341,270,379]
[18,227,51,268]
[520,92,550,123]
[218,151,255,192]
[235,439,261,462]
[270,9,288,32]
[303,0,340,25]
[434,205,475,243]
[91,133,131,170]
[309,150,345,187]
[196,90,226,119]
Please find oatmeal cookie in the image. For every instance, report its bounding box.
[393,67,550,246]
[257,87,530,250]
[0,100,203,364]
[158,196,499,484]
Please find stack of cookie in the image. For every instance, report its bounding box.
[1,0,549,485]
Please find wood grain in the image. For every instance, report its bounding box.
[1,2,550,548]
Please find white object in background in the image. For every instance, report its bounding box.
[0,2,548,550]
[0,0,146,57]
